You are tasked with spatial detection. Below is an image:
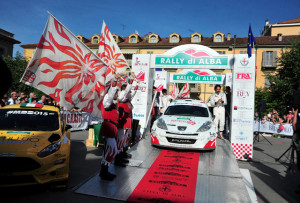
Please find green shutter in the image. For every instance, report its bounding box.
[272,51,277,67]
[262,51,266,67]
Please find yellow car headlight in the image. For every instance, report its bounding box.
[38,140,61,158]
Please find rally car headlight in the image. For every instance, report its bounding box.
[157,118,168,130]
[38,140,61,158]
[197,121,212,132]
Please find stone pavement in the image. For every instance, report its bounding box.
[238,134,300,203]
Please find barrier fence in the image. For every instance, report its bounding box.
[254,121,293,136]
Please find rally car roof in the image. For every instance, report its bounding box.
[2,104,60,112]
[170,99,208,107]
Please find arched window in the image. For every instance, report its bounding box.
[93,37,99,44]
[113,36,117,42]
[193,35,200,43]
[171,35,178,43]
[130,36,137,43]
[215,34,222,42]
[77,37,82,41]
[150,35,156,43]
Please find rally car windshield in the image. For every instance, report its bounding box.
[164,105,209,117]
[0,109,59,131]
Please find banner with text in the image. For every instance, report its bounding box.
[61,111,90,131]
[151,44,233,69]
[154,71,169,92]
[170,69,225,84]
[132,54,154,134]
[254,121,293,136]
[231,55,256,159]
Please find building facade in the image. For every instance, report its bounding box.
[21,18,300,100]
[0,28,21,58]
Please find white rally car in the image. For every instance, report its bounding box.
[151,99,217,150]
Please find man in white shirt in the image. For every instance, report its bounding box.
[209,85,227,139]
[160,89,171,115]
[7,92,17,105]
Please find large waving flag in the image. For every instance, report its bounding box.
[98,21,129,85]
[247,25,256,58]
[178,83,190,99]
[20,14,108,118]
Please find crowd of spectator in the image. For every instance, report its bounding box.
[0,91,84,113]
[255,109,294,125]
[0,91,58,108]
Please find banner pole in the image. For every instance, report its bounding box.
[144,90,157,133]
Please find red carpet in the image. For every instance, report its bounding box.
[127,150,200,202]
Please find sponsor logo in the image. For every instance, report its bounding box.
[232,119,252,124]
[134,113,144,118]
[0,153,16,157]
[177,126,187,131]
[237,90,250,98]
[158,185,172,193]
[177,117,191,120]
[238,107,253,110]
[135,71,145,82]
[171,120,196,125]
[134,57,148,66]
[235,73,252,79]
[240,57,249,66]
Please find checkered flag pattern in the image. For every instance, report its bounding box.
[231,143,253,159]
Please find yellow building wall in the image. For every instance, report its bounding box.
[271,26,300,36]
[139,49,169,54]
[255,48,283,88]
[23,48,36,60]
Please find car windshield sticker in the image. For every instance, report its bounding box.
[6,110,50,116]
[171,120,196,125]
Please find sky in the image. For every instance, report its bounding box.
[1,0,300,57]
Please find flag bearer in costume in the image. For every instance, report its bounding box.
[115,77,138,166]
[99,74,120,180]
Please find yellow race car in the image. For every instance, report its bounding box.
[0,103,71,187]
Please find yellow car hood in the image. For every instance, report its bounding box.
[0,130,60,155]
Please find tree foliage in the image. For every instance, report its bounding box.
[255,37,300,116]
[2,52,43,97]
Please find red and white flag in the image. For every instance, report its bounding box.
[98,21,129,86]
[171,83,179,99]
[178,83,190,99]
[20,14,108,118]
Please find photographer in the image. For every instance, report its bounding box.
[292,107,300,169]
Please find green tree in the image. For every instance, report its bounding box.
[263,37,300,115]
[3,52,44,97]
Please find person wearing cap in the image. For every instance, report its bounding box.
[99,74,120,180]
[287,111,294,123]
[115,76,138,167]
[209,85,227,139]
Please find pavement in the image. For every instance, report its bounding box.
[238,134,300,203]
[1,131,299,203]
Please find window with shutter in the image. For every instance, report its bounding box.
[262,51,274,67]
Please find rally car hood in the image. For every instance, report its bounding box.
[0,130,61,155]
[160,115,212,133]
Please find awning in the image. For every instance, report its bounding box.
[121,49,138,54]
